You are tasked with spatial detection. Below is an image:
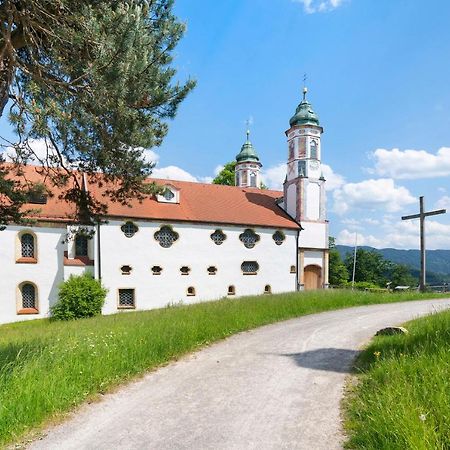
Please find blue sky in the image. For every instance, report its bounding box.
[1,0,450,249]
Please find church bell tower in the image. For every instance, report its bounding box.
[235,129,262,188]
[283,86,329,289]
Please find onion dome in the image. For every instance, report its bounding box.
[236,130,260,163]
[289,87,320,127]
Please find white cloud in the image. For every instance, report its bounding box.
[214,165,224,176]
[322,163,345,191]
[151,165,199,182]
[337,229,383,248]
[369,147,450,179]
[436,195,450,210]
[261,163,286,190]
[333,178,415,215]
[293,0,346,14]
[141,148,160,165]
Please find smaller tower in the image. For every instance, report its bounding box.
[235,129,262,188]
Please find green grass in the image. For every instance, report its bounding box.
[344,308,450,449]
[0,290,447,447]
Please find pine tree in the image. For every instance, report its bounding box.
[0,0,195,224]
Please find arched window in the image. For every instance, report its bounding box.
[290,265,296,273]
[187,286,196,296]
[21,283,36,309]
[21,233,35,258]
[310,140,318,159]
[227,285,236,296]
[75,235,88,257]
[250,172,257,187]
[264,285,272,294]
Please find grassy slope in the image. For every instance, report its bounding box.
[344,309,450,449]
[0,290,446,446]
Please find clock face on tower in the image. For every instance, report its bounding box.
[310,160,319,170]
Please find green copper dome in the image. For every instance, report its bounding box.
[289,88,320,127]
[236,131,260,163]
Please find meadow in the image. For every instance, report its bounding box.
[0,289,446,446]
[344,308,450,449]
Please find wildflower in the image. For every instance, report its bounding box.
[419,413,427,422]
[374,351,381,359]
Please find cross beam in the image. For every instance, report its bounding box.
[401,196,446,292]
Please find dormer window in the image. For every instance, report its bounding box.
[157,185,179,203]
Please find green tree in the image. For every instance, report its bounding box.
[345,249,390,287]
[213,161,236,186]
[0,0,195,222]
[329,249,349,286]
[388,263,417,288]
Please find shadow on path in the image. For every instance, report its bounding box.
[270,348,360,373]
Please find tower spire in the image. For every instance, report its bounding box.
[302,73,308,100]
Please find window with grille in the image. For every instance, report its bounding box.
[239,229,260,249]
[264,285,272,294]
[163,188,175,201]
[241,261,259,274]
[21,233,35,258]
[152,266,163,275]
[21,283,36,309]
[207,266,217,275]
[121,221,138,238]
[210,229,226,245]
[228,285,235,295]
[121,265,132,275]
[154,226,179,248]
[118,289,135,308]
[187,286,196,296]
[272,230,285,246]
[180,266,191,275]
[75,235,88,257]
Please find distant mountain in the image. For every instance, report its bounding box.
[335,245,450,283]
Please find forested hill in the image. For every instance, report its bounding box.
[336,246,450,275]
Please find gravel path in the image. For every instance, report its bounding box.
[30,298,450,450]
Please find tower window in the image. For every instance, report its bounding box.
[250,172,257,187]
[211,229,226,245]
[75,234,88,257]
[121,221,138,238]
[272,230,285,246]
[239,229,260,249]
[21,233,35,258]
[118,289,135,308]
[235,172,240,186]
[264,285,272,294]
[154,225,179,248]
[298,161,306,177]
[207,266,217,275]
[228,285,235,296]
[187,286,196,296]
[151,266,163,275]
[180,266,191,275]
[21,283,37,309]
[310,140,318,159]
[241,261,259,274]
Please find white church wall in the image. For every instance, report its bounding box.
[298,221,328,249]
[0,225,66,324]
[99,220,298,314]
[286,183,297,219]
[303,250,324,268]
[305,182,320,220]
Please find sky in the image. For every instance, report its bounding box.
[1,0,450,249]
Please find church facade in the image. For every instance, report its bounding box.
[0,89,328,325]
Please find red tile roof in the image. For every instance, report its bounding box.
[8,164,299,230]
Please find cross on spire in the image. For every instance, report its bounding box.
[302,73,308,100]
[401,196,446,292]
[245,118,251,142]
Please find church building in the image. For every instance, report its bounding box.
[0,88,328,325]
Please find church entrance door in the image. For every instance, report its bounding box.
[304,265,322,290]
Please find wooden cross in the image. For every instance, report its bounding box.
[401,196,446,292]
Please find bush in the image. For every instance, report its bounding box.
[51,274,107,320]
